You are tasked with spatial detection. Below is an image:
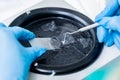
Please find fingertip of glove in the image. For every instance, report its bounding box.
[105,41,114,47]
[112,32,120,49]
[22,28,36,40]
[97,24,109,43]
[38,48,46,56]
[105,34,114,47]
[95,16,100,22]
[97,37,103,43]
[97,27,105,43]
[0,23,6,28]
[28,32,36,39]
[28,47,46,61]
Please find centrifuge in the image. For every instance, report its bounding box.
[2,0,120,80]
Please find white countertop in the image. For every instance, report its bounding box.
[0,0,43,21]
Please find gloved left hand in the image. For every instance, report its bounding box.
[0,23,46,80]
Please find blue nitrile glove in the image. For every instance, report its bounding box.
[0,23,46,80]
[95,0,120,48]
[98,16,120,49]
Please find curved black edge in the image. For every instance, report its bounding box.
[10,7,93,27]
[9,7,104,75]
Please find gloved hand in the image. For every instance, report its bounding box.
[95,0,120,49]
[0,23,46,80]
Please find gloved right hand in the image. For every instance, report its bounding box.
[98,16,120,49]
[95,0,120,49]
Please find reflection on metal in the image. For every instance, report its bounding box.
[36,68,56,76]
[26,10,31,15]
